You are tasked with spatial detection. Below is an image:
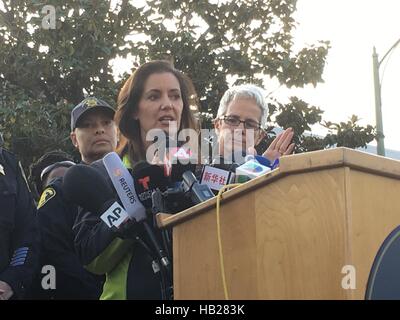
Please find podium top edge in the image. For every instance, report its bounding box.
[157,147,400,229]
[279,147,400,177]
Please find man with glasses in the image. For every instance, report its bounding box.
[213,84,295,166]
[30,97,118,299]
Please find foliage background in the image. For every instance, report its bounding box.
[0,0,376,179]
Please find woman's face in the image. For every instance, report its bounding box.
[135,72,184,145]
[214,97,262,157]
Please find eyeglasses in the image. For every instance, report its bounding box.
[220,116,261,130]
[40,161,76,182]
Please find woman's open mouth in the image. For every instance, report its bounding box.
[158,116,176,125]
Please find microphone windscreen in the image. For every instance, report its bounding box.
[131,161,169,209]
[62,164,114,213]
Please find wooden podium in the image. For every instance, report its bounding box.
[157,148,400,299]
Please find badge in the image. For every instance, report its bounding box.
[85,97,98,108]
[37,187,56,209]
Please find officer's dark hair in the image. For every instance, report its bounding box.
[29,150,74,199]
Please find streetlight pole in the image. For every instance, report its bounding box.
[373,47,385,156]
[372,38,400,156]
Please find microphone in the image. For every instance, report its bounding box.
[154,170,214,215]
[131,161,169,210]
[130,161,176,284]
[200,152,274,192]
[162,136,196,184]
[102,154,171,274]
[182,171,215,204]
[235,155,271,183]
[200,151,246,193]
[62,164,130,229]
[103,152,147,222]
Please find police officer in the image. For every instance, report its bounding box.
[29,150,75,201]
[30,97,118,299]
[0,141,39,300]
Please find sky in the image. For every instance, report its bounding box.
[274,0,400,152]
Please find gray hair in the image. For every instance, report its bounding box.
[216,84,268,128]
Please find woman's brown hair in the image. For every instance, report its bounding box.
[115,60,199,164]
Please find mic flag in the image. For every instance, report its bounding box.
[103,152,147,222]
[200,165,235,192]
[131,161,169,209]
[235,155,271,183]
[100,202,130,229]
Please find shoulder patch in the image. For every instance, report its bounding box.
[37,187,56,209]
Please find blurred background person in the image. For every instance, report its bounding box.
[29,150,75,201]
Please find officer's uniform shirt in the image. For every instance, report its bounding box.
[0,148,39,299]
[31,176,103,299]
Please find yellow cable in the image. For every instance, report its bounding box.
[216,183,241,300]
